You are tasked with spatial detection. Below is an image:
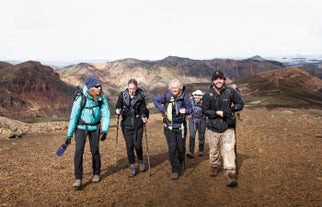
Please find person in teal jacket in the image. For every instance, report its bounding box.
[65,76,110,189]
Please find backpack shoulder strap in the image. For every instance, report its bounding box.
[80,94,86,110]
[73,89,86,111]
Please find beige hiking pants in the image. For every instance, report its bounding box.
[208,128,236,175]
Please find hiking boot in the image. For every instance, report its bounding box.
[171,172,179,180]
[198,151,204,156]
[210,167,218,177]
[73,179,82,189]
[139,160,145,172]
[186,153,194,159]
[129,164,136,177]
[226,173,238,188]
[92,175,100,183]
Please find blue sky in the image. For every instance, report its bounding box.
[1,0,322,62]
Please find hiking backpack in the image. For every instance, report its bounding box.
[73,88,103,110]
[72,88,103,125]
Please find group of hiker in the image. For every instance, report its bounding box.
[63,70,244,189]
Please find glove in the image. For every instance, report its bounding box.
[65,138,71,146]
[100,133,107,141]
[223,108,233,118]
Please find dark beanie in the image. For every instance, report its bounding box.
[212,70,226,81]
[85,77,99,89]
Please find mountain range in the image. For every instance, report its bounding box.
[1,55,322,120]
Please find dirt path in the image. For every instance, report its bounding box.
[0,108,321,207]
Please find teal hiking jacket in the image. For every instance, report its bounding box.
[66,85,110,139]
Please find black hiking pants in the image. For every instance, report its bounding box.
[164,126,187,173]
[74,128,101,180]
[122,127,144,164]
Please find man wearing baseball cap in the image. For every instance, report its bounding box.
[202,70,244,187]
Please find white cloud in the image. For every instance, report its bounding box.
[0,0,321,62]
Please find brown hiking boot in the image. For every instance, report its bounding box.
[209,167,218,177]
[226,173,238,188]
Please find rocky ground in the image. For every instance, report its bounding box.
[0,108,321,207]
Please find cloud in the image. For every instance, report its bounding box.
[1,0,322,62]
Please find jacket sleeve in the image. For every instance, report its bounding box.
[152,94,166,114]
[232,90,244,112]
[115,92,123,109]
[139,96,150,118]
[183,95,193,115]
[66,97,82,138]
[101,96,111,134]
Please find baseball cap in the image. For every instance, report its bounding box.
[212,70,226,81]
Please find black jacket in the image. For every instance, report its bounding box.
[202,85,244,133]
[116,88,149,129]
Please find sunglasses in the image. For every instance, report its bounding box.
[94,85,101,88]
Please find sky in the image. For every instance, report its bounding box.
[1,0,322,63]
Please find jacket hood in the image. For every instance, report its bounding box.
[82,85,96,100]
[83,85,89,96]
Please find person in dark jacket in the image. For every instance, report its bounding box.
[152,79,192,180]
[115,79,149,177]
[65,76,111,189]
[202,70,244,187]
[187,90,207,158]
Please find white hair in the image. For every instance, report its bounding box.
[168,79,183,90]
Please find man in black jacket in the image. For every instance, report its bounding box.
[202,70,244,187]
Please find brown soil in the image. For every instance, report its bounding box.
[1,108,321,207]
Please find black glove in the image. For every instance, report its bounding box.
[223,108,233,118]
[100,133,107,141]
[65,138,71,146]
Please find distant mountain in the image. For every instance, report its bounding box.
[235,67,322,109]
[2,57,322,120]
[57,56,284,101]
[0,61,76,120]
[248,55,266,61]
[0,61,13,69]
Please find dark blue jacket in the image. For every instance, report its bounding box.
[153,89,192,129]
[190,99,206,121]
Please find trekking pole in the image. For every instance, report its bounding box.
[234,115,239,175]
[144,123,151,176]
[114,114,120,168]
[181,115,186,173]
